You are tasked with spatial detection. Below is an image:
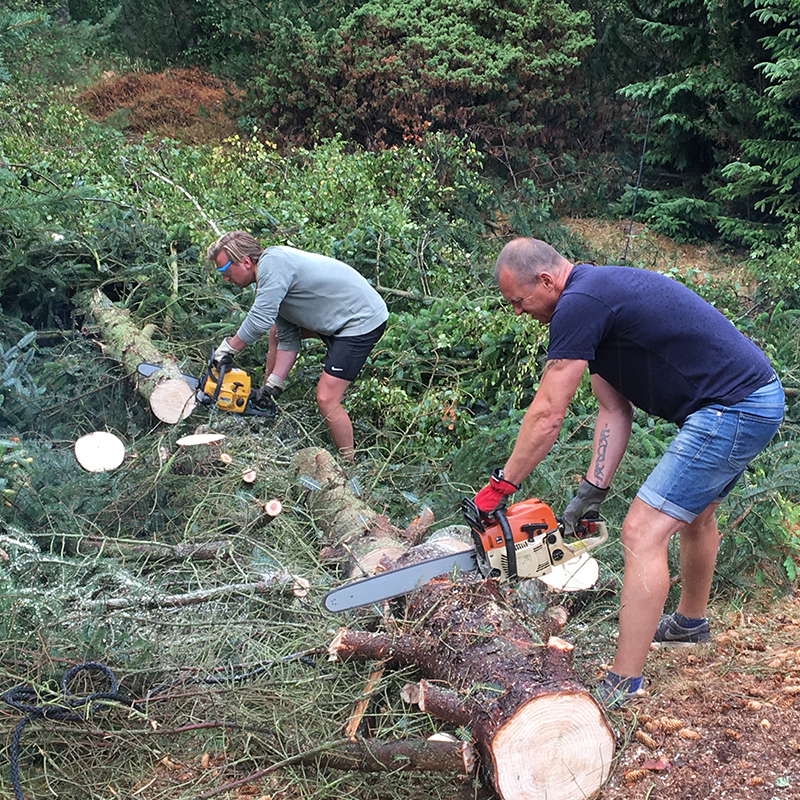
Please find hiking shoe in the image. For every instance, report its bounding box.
[652,612,711,647]
[592,672,645,710]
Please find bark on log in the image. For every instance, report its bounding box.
[296,447,615,800]
[77,288,196,423]
[314,737,476,773]
[291,448,459,578]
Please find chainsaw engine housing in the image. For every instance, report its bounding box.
[200,367,252,413]
[475,498,561,582]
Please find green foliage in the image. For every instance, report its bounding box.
[713,0,800,250]
[232,0,593,158]
[616,0,783,245]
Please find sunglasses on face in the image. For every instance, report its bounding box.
[217,259,233,273]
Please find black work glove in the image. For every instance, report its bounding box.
[561,478,609,536]
[254,374,286,408]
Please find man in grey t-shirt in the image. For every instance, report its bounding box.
[206,232,388,460]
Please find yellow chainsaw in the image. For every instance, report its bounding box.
[137,351,276,417]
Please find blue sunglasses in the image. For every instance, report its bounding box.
[216,259,233,273]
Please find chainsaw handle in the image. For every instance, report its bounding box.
[564,519,609,557]
[495,507,518,580]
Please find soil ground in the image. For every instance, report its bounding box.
[598,590,800,800]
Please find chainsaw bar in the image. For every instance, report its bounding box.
[322,549,479,613]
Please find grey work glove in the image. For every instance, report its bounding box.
[561,478,609,537]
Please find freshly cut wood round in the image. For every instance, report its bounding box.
[175,433,227,447]
[491,691,613,800]
[74,431,126,472]
[538,552,599,592]
[149,378,197,423]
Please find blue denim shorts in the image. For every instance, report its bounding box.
[637,376,784,523]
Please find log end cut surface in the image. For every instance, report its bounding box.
[491,691,613,800]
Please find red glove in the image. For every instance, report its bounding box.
[474,469,520,516]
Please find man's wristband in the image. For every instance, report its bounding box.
[490,468,521,494]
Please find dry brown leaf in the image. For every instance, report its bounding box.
[641,758,670,771]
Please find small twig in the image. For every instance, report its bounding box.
[197,738,353,798]
[145,167,221,235]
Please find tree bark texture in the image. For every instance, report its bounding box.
[291,448,443,578]
[295,447,615,800]
[77,288,196,422]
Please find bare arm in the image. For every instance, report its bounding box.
[502,358,588,486]
[586,373,633,488]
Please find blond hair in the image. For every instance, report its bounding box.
[206,232,264,266]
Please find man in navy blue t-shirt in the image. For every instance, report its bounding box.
[473,237,784,708]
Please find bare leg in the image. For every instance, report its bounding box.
[675,502,721,619]
[611,498,720,677]
[316,372,355,460]
[263,325,279,381]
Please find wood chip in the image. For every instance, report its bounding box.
[677,728,702,740]
[175,433,226,446]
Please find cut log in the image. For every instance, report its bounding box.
[292,448,415,578]
[296,447,615,800]
[77,288,196,423]
[330,583,614,800]
[78,538,230,562]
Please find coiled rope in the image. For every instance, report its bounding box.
[3,662,137,800]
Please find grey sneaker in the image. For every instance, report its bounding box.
[652,612,711,647]
[592,672,645,710]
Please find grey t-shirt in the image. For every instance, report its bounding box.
[236,246,389,351]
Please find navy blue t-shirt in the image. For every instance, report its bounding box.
[547,264,774,424]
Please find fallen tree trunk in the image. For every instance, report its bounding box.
[296,447,615,800]
[291,448,443,578]
[76,288,196,423]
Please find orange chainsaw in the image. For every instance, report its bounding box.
[322,497,608,613]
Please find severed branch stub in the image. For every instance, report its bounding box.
[298,447,614,800]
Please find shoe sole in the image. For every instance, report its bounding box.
[651,638,710,648]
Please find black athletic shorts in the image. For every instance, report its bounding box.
[320,321,386,383]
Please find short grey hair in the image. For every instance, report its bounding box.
[494,238,570,285]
